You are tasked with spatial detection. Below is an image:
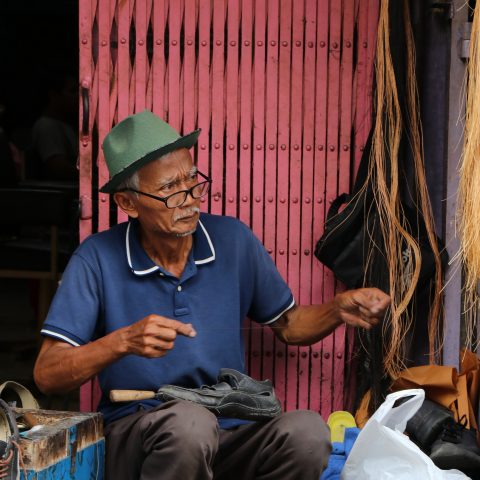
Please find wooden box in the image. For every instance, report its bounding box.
[14,408,104,480]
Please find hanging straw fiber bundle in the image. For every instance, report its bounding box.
[458,1,480,342]
[366,0,444,378]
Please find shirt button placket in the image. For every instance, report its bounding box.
[174,284,189,316]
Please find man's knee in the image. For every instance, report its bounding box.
[141,400,219,452]
[272,410,331,468]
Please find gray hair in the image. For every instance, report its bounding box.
[115,150,190,193]
[115,171,140,192]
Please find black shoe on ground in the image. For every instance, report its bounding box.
[405,398,454,453]
[429,415,480,472]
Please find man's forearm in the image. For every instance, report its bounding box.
[272,302,342,346]
[271,288,390,346]
[34,314,196,394]
[34,330,127,394]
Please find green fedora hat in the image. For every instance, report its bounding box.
[100,110,201,193]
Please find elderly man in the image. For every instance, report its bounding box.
[34,110,389,480]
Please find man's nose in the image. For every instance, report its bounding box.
[181,188,198,207]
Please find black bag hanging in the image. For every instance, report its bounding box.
[314,132,373,290]
[314,131,447,292]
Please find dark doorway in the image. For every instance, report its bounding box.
[0,0,79,410]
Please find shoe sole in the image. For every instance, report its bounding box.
[208,401,282,420]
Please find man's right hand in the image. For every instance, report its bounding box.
[119,315,197,358]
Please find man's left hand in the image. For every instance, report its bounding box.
[334,287,390,330]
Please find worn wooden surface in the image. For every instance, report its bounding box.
[15,408,104,478]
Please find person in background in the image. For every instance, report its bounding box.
[31,69,78,181]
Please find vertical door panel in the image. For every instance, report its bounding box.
[248,0,266,383]
[79,0,379,414]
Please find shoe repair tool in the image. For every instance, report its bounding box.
[327,411,357,443]
[16,412,40,430]
[110,390,159,402]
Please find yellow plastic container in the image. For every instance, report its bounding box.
[327,410,357,443]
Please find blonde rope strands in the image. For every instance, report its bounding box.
[369,0,420,378]
[367,0,444,377]
[458,2,480,343]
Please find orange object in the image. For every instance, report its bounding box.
[391,350,479,430]
[355,350,480,432]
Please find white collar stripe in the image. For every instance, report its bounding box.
[126,219,215,275]
[126,222,160,275]
[195,220,216,265]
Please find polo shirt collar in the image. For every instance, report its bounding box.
[125,217,216,276]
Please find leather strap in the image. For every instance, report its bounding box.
[0,381,39,410]
[0,403,9,444]
[0,398,19,446]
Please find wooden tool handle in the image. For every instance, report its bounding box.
[109,390,156,402]
[20,411,41,427]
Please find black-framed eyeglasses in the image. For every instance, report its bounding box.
[118,171,212,209]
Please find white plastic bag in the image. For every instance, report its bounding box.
[341,389,470,480]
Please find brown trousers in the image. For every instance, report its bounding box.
[105,400,331,480]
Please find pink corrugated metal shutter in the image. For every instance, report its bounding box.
[78,0,379,413]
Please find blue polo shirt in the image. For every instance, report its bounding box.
[41,213,294,426]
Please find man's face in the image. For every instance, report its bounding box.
[129,148,201,238]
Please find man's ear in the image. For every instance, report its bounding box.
[113,192,139,218]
